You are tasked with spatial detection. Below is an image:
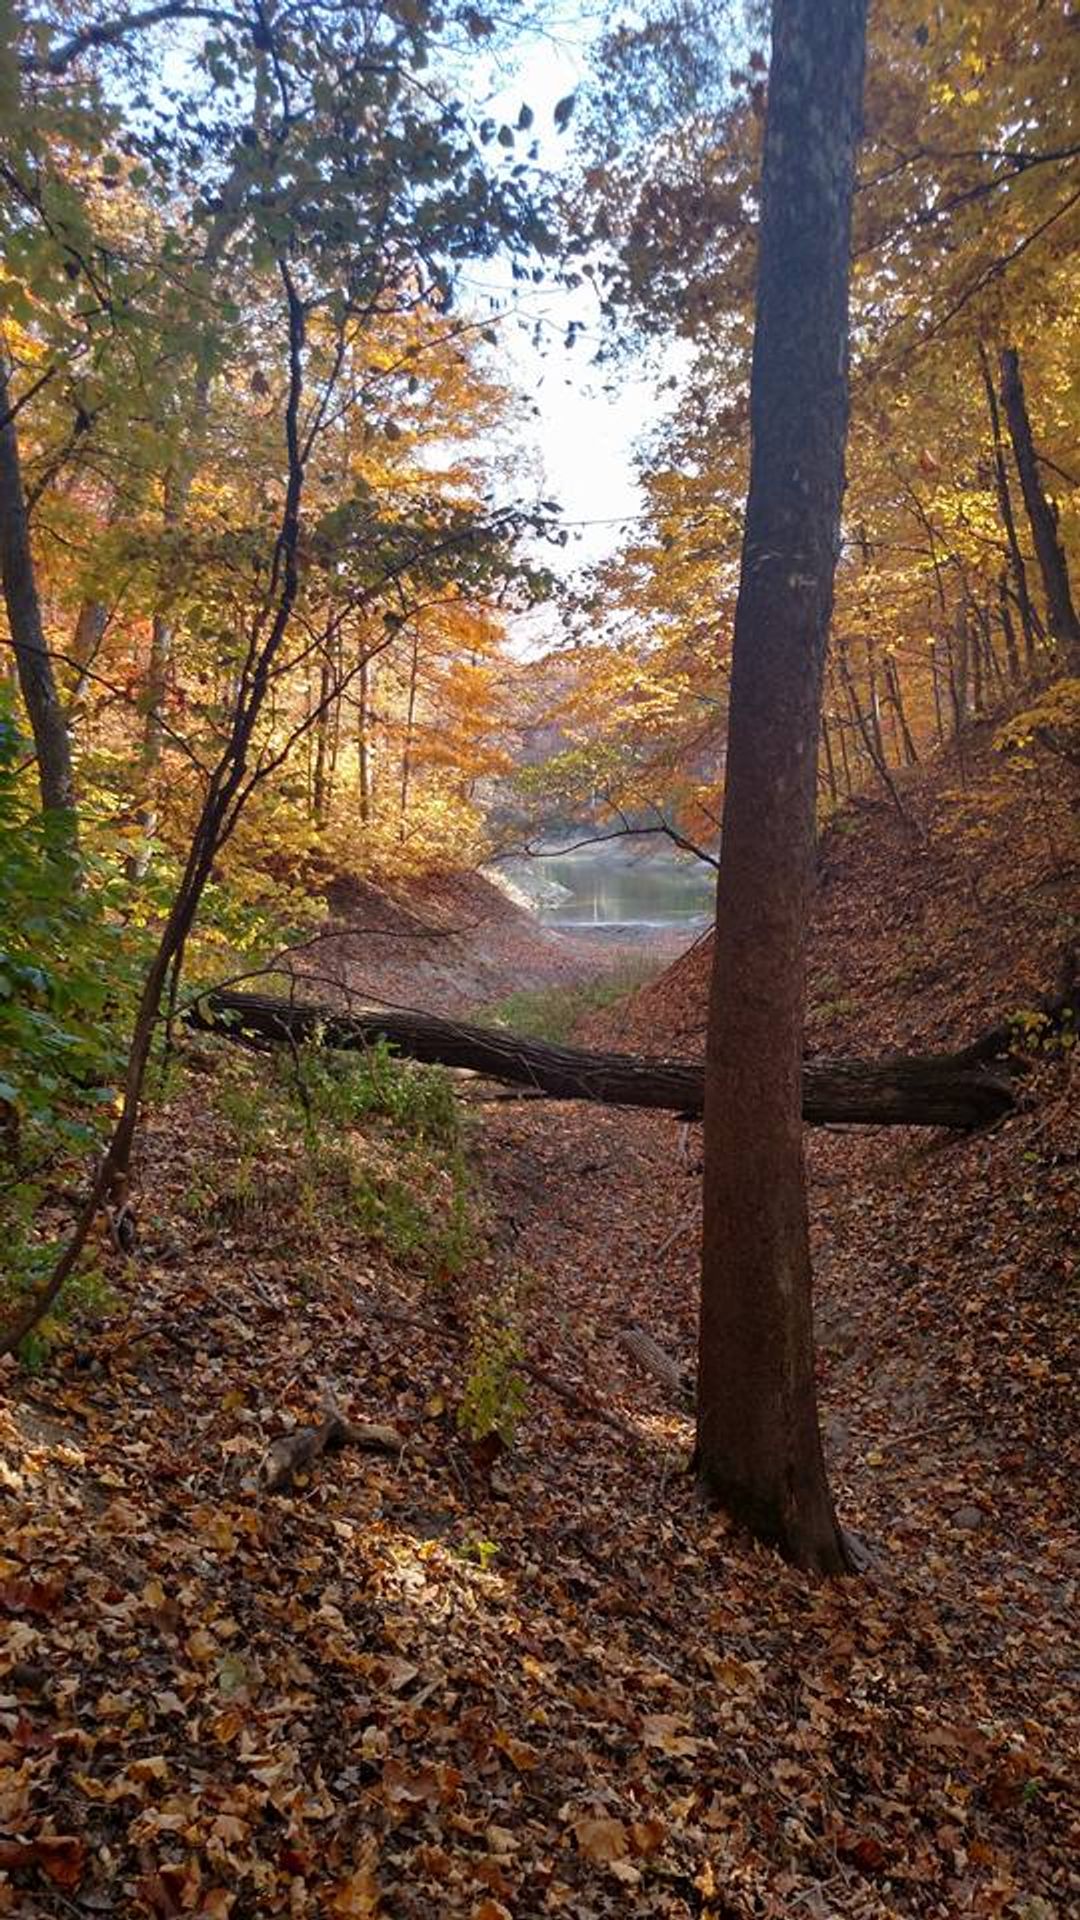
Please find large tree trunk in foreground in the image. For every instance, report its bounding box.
[697,0,868,1573]
[999,347,1080,675]
[0,357,77,819]
[191,989,1015,1128]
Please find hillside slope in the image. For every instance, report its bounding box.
[586,717,1078,1062]
[0,715,1076,1918]
[295,868,678,1018]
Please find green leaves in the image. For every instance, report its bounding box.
[0,696,141,1329]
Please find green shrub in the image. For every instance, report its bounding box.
[279,1039,460,1150]
[202,1041,481,1282]
[458,1304,527,1449]
[476,961,658,1046]
[0,696,143,1358]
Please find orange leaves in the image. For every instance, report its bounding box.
[572,1815,629,1864]
[380,1756,462,1820]
[0,1833,86,1889]
[0,1573,65,1616]
[572,1811,667,1871]
[641,1711,703,1758]
[490,1725,540,1771]
[328,1854,380,1916]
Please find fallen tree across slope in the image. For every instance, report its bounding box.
[190,988,1016,1128]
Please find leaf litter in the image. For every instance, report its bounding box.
[0,727,1077,1917]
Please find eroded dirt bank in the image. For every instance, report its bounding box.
[288,868,693,1018]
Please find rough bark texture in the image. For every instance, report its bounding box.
[191,989,1015,1128]
[0,358,77,817]
[978,342,1038,675]
[999,347,1080,674]
[696,0,868,1573]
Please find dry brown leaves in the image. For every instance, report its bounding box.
[0,731,1077,1916]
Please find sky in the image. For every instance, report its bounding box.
[463,18,671,643]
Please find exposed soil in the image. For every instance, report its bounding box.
[291,869,687,1018]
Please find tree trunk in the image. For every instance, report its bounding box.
[399,626,419,838]
[313,656,333,827]
[997,575,1021,685]
[978,341,1039,675]
[820,711,838,806]
[836,642,909,821]
[128,465,189,880]
[970,596,984,714]
[357,649,372,823]
[929,632,946,746]
[70,596,108,703]
[192,988,1016,1129]
[999,346,1080,674]
[696,0,868,1570]
[0,356,77,819]
[699,0,869,1570]
[949,606,969,733]
[884,654,918,765]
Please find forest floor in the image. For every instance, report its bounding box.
[1,724,1078,1919]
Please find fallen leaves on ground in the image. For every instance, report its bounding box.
[0,733,1077,1916]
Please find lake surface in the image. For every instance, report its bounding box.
[528,846,715,935]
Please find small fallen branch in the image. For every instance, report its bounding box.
[350,1297,645,1443]
[259,1382,402,1493]
[654,1208,702,1262]
[617,1325,696,1411]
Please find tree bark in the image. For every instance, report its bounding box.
[999,346,1080,674]
[357,650,372,822]
[696,0,868,1572]
[399,624,419,838]
[0,356,77,819]
[997,575,1021,685]
[192,989,1015,1130]
[70,596,108,702]
[884,654,918,765]
[313,655,334,827]
[978,341,1039,675]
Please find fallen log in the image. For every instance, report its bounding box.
[258,1382,402,1494]
[190,988,1016,1129]
[617,1325,695,1410]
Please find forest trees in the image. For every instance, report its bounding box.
[1,0,549,882]
[0,0,556,1353]
[694,0,867,1572]
[544,0,1080,844]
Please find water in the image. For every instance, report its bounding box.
[528,845,715,935]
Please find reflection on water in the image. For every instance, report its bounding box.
[530,846,715,932]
